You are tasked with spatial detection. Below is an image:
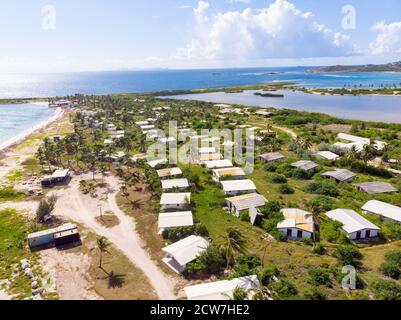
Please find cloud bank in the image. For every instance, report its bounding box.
[370,21,401,55]
[177,0,357,61]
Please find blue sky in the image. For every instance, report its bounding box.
[1,0,401,72]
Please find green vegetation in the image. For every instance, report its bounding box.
[0,187,25,203]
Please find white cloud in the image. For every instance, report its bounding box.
[176,0,357,61]
[226,0,251,3]
[369,21,401,55]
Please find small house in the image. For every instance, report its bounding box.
[315,151,340,161]
[291,160,318,172]
[199,153,223,162]
[28,223,79,249]
[221,179,257,196]
[277,209,314,240]
[258,152,285,163]
[147,158,168,168]
[355,182,398,194]
[322,169,357,183]
[212,167,246,182]
[249,207,264,226]
[204,160,233,169]
[326,209,380,240]
[157,167,183,179]
[226,193,267,217]
[161,179,190,191]
[162,235,210,274]
[158,211,194,234]
[160,193,191,210]
[362,200,401,225]
[184,275,260,300]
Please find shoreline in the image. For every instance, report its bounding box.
[0,106,65,154]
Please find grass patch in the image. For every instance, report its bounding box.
[0,187,26,203]
[0,209,40,299]
[95,212,120,229]
[6,170,23,183]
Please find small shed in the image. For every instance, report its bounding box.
[322,169,357,183]
[291,160,318,172]
[258,152,285,163]
[161,179,190,191]
[226,193,267,217]
[160,193,191,210]
[204,160,233,169]
[355,182,398,194]
[362,200,401,224]
[157,167,183,179]
[220,179,257,196]
[212,167,246,182]
[315,151,340,161]
[158,211,194,231]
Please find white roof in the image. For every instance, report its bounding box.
[326,209,380,234]
[160,193,191,205]
[291,160,319,171]
[221,180,257,192]
[161,179,190,190]
[51,169,70,179]
[199,147,217,154]
[204,160,233,169]
[104,139,113,145]
[213,167,246,178]
[141,125,155,130]
[136,121,149,126]
[159,137,176,143]
[162,235,209,266]
[278,208,314,233]
[226,193,267,211]
[338,133,370,144]
[157,167,182,178]
[158,211,194,229]
[185,275,260,300]
[362,200,401,223]
[316,151,340,161]
[147,159,168,168]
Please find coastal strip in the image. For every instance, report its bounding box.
[0,106,65,154]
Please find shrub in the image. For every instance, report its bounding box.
[336,245,362,267]
[36,195,57,223]
[239,211,250,222]
[269,279,298,299]
[263,201,282,218]
[258,264,280,286]
[195,223,209,237]
[373,279,401,300]
[162,226,194,242]
[277,184,295,194]
[0,187,25,202]
[312,243,326,255]
[304,181,339,197]
[304,287,327,300]
[306,196,336,213]
[308,267,331,286]
[379,250,401,279]
[292,168,313,180]
[269,174,287,184]
[232,254,262,277]
[265,163,278,172]
[187,244,226,275]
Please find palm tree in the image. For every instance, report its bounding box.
[93,236,111,269]
[220,228,247,268]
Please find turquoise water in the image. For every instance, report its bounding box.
[0,102,55,147]
[1,68,401,99]
[165,90,401,123]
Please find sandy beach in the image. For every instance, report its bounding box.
[0,105,65,153]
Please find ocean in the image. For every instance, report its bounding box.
[1,67,401,99]
[0,67,401,144]
[0,102,56,148]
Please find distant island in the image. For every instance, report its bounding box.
[308,61,401,73]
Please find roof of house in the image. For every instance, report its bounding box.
[162,235,209,266]
[204,160,233,169]
[256,110,272,116]
[291,160,319,171]
[147,159,168,168]
[225,193,267,211]
[161,179,190,190]
[140,125,155,130]
[322,169,357,182]
[221,180,257,192]
[28,223,77,240]
[158,137,176,143]
[199,153,222,161]
[213,167,246,178]
[158,211,194,229]
[278,208,314,233]
[157,167,183,178]
[199,147,217,154]
[316,151,340,161]
[160,193,191,205]
[184,275,260,300]
[51,169,70,179]
[355,182,398,194]
[338,133,370,144]
[259,152,285,162]
[326,209,380,234]
[135,121,149,126]
[362,200,401,223]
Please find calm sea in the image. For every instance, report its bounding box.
[0,102,55,147]
[1,67,401,99]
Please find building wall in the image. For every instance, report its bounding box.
[162,204,187,210]
[28,234,54,248]
[349,229,378,240]
[278,228,312,239]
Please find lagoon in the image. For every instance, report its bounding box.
[165,90,401,123]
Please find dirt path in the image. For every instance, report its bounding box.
[272,125,298,139]
[51,173,177,300]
